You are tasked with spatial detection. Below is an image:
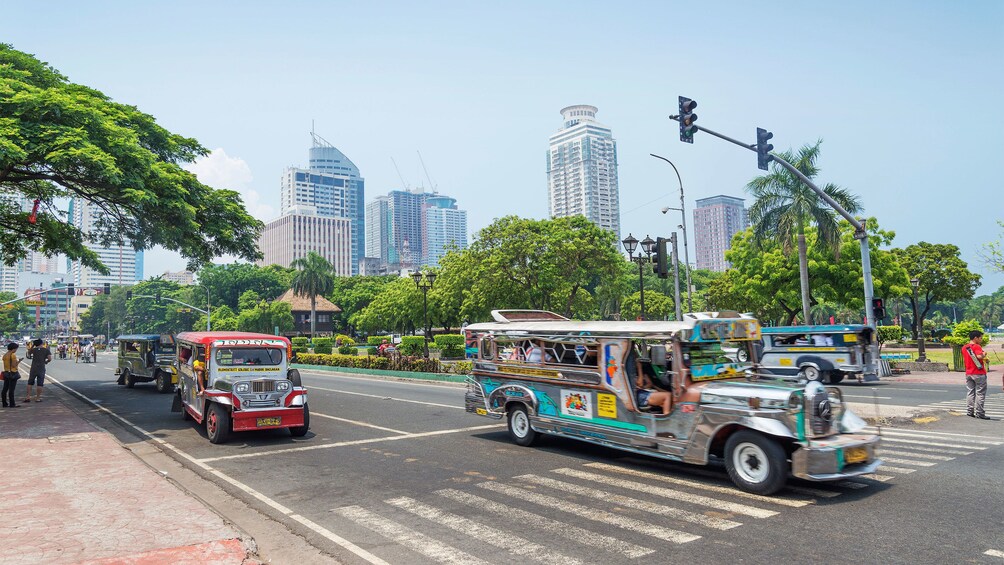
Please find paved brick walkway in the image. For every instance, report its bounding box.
[0,381,256,565]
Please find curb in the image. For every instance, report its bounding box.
[291,362,468,385]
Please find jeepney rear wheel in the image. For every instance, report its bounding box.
[290,404,310,437]
[800,365,822,382]
[724,430,788,495]
[206,402,231,444]
[155,370,172,394]
[507,405,538,447]
[123,369,135,388]
[828,372,845,385]
[287,368,302,387]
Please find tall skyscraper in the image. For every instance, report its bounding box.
[424,195,468,267]
[546,105,620,238]
[364,189,468,270]
[0,197,63,293]
[67,198,144,286]
[258,214,352,276]
[693,195,749,272]
[278,132,365,275]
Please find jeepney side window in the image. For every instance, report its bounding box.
[179,345,193,365]
[479,337,495,360]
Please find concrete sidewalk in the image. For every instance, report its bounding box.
[0,380,257,565]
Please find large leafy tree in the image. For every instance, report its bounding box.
[290,252,335,338]
[196,263,291,311]
[0,291,28,334]
[893,242,982,338]
[328,275,398,334]
[746,141,862,323]
[620,291,675,321]
[0,44,262,272]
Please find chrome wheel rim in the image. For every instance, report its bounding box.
[733,442,770,484]
[511,411,529,438]
[803,366,820,381]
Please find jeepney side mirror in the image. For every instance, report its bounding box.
[650,345,667,367]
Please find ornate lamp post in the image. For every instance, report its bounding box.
[910,277,927,362]
[411,270,437,357]
[622,234,656,320]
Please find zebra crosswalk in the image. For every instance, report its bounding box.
[331,426,1001,564]
[916,392,1004,417]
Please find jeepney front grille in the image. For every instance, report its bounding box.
[807,387,834,437]
[251,380,276,393]
[246,399,279,408]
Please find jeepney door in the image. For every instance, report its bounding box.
[177,343,207,418]
[599,339,638,411]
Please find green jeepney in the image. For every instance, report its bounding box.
[115,334,178,393]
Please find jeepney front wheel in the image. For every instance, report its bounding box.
[123,369,136,389]
[724,430,788,495]
[800,365,822,382]
[155,370,172,394]
[507,405,538,447]
[206,402,231,444]
[290,404,310,437]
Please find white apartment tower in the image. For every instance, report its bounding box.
[67,198,144,287]
[693,195,749,272]
[547,105,620,238]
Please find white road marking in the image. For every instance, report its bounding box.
[861,474,894,482]
[584,462,813,507]
[843,395,892,399]
[875,443,973,455]
[311,413,409,435]
[333,505,488,565]
[865,426,1000,440]
[873,429,1002,446]
[878,457,936,467]
[436,489,654,559]
[876,465,916,474]
[985,549,1004,559]
[307,384,462,410]
[386,497,582,565]
[880,437,987,450]
[48,377,390,565]
[547,468,778,517]
[197,424,504,463]
[477,482,701,544]
[516,474,741,530]
[878,449,954,461]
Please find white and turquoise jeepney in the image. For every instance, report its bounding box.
[758,324,879,384]
[464,310,881,495]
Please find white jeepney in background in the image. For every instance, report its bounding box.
[464,310,882,495]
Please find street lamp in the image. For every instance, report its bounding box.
[411,270,436,357]
[622,234,655,320]
[651,154,693,313]
[910,277,927,362]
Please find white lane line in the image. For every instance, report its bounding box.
[548,468,777,518]
[306,384,462,410]
[197,424,504,463]
[843,395,892,399]
[332,505,487,565]
[873,429,1002,446]
[311,413,409,435]
[866,426,1002,440]
[584,462,813,508]
[880,437,987,450]
[477,482,701,544]
[386,497,583,565]
[436,489,654,559]
[985,549,1004,559]
[879,449,955,461]
[47,377,390,565]
[861,474,894,482]
[876,465,916,474]
[880,457,936,467]
[875,444,973,455]
[895,389,951,393]
[516,474,741,530]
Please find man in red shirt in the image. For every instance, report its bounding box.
[961,330,990,419]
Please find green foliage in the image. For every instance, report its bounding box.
[338,343,357,355]
[329,276,398,332]
[894,242,982,338]
[236,299,293,335]
[198,263,291,311]
[366,335,392,346]
[963,289,1004,330]
[290,252,336,337]
[433,334,465,358]
[335,334,354,345]
[399,336,426,356]
[312,337,333,354]
[877,326,903,345]
[0,291,27,334]
[291,337,309,346]
[0,44,262,272]
[943,319,989,346]
[446,361,473,374]
[620,290,675,321]
[981,220,1004,274]
[351,277,423,335]
[295,352,444,373]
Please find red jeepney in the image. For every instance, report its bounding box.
[174,332,309,444]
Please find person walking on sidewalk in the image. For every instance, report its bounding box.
[24,338,51,403]
[962,330,990,420]
[2,342,21,408]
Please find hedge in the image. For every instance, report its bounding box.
[877,326,903,345]
[399,336,426,356]
[296,352,444,373]
[434,334,465,358]
[313,337,333,355]
[943,319,989,346]
[291,337,310,359]
[367,335,392,347]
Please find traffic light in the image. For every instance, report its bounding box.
[66,283,74,296]
[103,283,111,295]
[872,298,886,320]
[679,96,698,143]
[756,127,774,171]
[156,292,162,304]
[126,290,132,301]
[654,237,670,279]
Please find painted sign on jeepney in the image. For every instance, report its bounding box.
[695,319,760,342]
[561,389,593,418]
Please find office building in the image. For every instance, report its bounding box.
[546,105,620,238]
[162,270,196,285]
[364,189,468,270]
[67,198,144,286]
[693,195,749,272]
[258,214,353,276]
[279,132,365,275]
[424,195,468,267]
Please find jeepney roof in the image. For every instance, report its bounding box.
[465,319,697,337]
[762,324,870,334]
[117,334,171,342]
[175,331,291,346]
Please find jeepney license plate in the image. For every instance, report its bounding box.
[257,417,281,427]
[845,446,868,464]
[476,408,487,415]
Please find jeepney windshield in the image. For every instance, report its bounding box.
[155,342,176,355]
[215,347,283,366]
[686,341,752,382]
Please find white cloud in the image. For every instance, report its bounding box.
[186,148,276,222]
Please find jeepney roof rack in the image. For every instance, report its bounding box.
[683,311,743,320]
[491,310,570,323]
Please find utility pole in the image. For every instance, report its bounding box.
[671,233,682,321]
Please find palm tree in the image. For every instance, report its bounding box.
[747,141,862,324]
[290,252,335,338]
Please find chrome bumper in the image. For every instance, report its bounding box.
[791,433,882,481]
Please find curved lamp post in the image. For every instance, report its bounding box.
[411,270,437,357]
[651,154,693,313]
[911,277,927,362]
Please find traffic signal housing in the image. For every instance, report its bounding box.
[654,237,669,279]
[156,292,162,304]
[103,283,111,295]
[679,96,698,143]
[872,298,885,320]
[756,128,774,170]
[126,290,132,301]
[66,283,74,296]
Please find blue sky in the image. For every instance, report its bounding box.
[4,1,1002,293]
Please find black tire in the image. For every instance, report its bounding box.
[290,404,310,437]
[724,430,789,495]
[287,368,302,387]
[507,404,538,447]
[123,369,135,388]
[206,402,230,444]
[827,372,845,385]
[180,394,193,421]
[800,365,822,382]
[155,370,172,393]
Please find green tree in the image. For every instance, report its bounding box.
[328,275,397,333]
[964,289,1004,329]
[0,292,27,334]
[351,277,422,335]
[197,263,289,311]
[0,44,261,272]
[620,291,675,321]
[893,242,982,339]
[981,220,1004,273]
[290,252,335,338]
[746,141,862,323]
[237,299,294,335]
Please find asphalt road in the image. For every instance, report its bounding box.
[45,354,1004,564]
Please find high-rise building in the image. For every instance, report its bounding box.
[546,105,620,238]
[258,214,352,276]
[0,197,63,293]
[364,189,468,270]
[162,270,196,285]
[278,132,365,275]
[67,198,144,286]
[365,195,390,263]
[693,195,749,272]
[424,195,467,267]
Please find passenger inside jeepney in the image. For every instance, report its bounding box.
[626,345,671,415]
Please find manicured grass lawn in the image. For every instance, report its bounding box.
[884,346,1004,368]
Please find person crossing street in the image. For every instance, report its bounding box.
[962,330,990,420]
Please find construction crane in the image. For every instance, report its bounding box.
[390,157,410,190]
[417,151,438,194]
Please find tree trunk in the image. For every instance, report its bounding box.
[310,296,316,338]
[797,232,811,324]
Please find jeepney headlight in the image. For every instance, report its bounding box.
[787,392,803,412]
[276,380,291,392]
[235,382,250,394]
[827,387,845,417]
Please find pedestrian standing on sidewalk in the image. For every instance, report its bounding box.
[962,330,990,420]
[24,338,51,403]
[2,342,21,408]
